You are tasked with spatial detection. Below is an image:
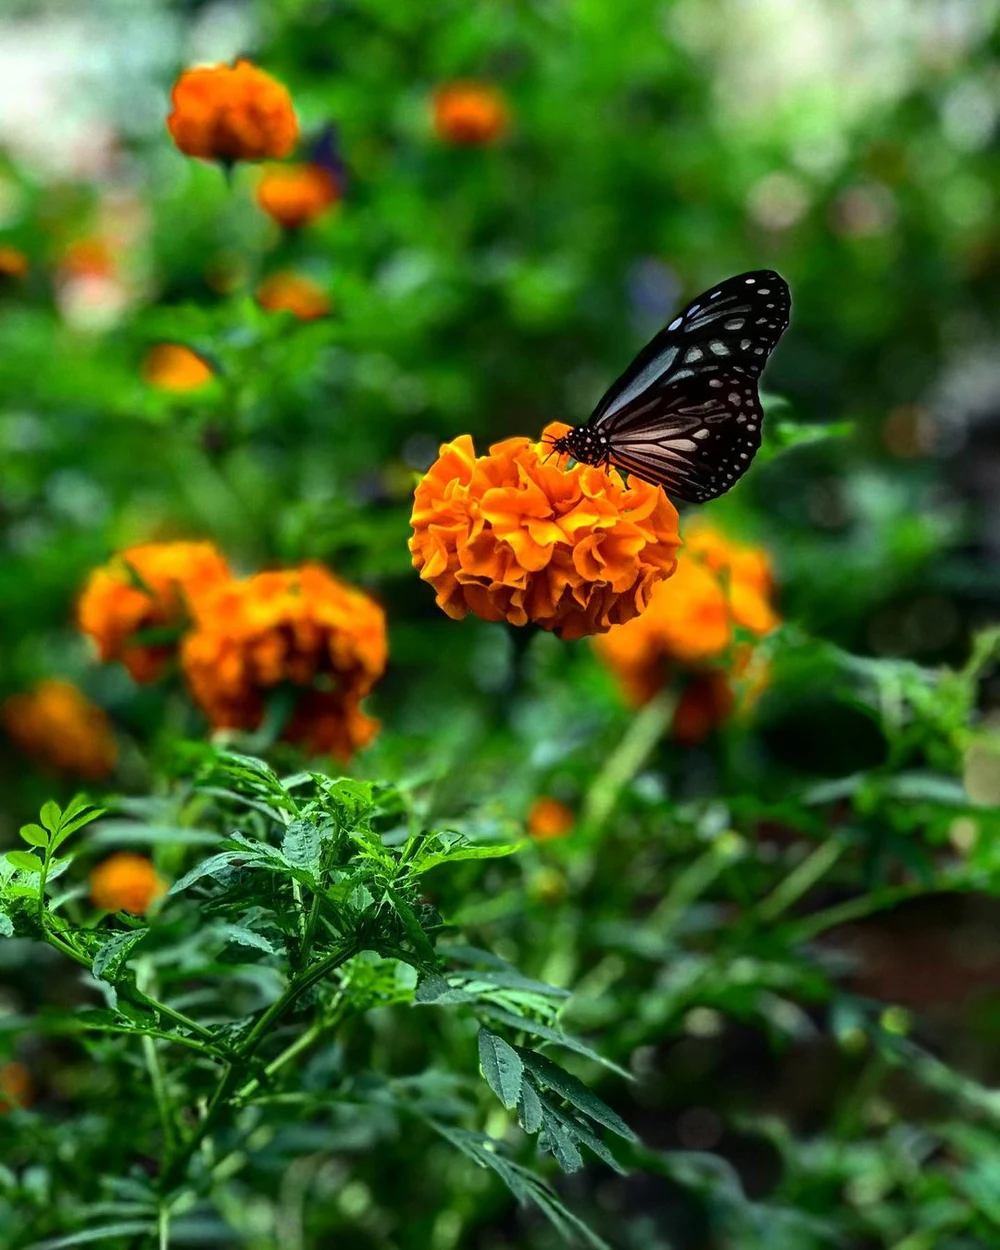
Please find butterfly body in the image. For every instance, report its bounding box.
[551,269,790,502]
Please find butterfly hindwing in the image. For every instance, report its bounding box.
[605,371,764,503]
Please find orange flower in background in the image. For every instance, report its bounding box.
[167,59,298,163]
[142,343,214,392]
[1,680,117,780]
[90,853,167,915]
[256,271,330,319]
[58,238,116,283]
[528,797,575,841]
[594,523,779,738]
[433,81,509,145]
[256,162,340,229]
[181,564,387,759]
[78,541,232,683]
[409,423,680,640]
[0,246,28,279]
[0,1063,32,1112]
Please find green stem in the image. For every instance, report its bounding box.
[581,688,677,837]
[647,836,743,939]
[756,837,847,924]
[158,1203,171,1250]
[787,884,921,944]
[143,1034,176,1154]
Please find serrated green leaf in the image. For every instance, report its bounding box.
[92,929,148,984]
[40,800,62,834]
[383,885,437,965]
[281,818,322,873]
[518,1049,637,1141]
[538,1104,584,1173]
[518,1079,544,1134]
[51,806,106,850]
[479,1028,524,1110]
[481,1005,632,1079]
[414,973,452,1003]
[220,925,280,956]
[19,823,49,848]
[168,852,245,895]
[410,836,524,876]
[6,850,42,873]
[0,910,13,938]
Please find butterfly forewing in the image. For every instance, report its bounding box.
[580,269,789,502]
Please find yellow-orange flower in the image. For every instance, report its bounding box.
[0,246,29,279]
[142,343,214,392]
[528,797,575,841]
[167,59,298,163]
[256,271,330,320]
[594,523,779,734]
[58,238,116,282]
[90,853,167,915]
[256,162,340,230]
[1,680,117,780]
[409,423,680,640]
[0,1063,32,1112]
[181,564,387,760]
[78,541,232,683]
[433,81,509,145]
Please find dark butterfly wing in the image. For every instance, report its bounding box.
[590,270,790,430]
[605,370,764,503]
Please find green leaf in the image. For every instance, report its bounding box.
[281,818,322,873]
[409,834,524,877]
[479,1028,524,1110]
[0,909,13,938]
[51,805,106,850]
[40,799,62,834]
[518,1079,544,1134]
[518,1049,637,1141]
[383,885,438,966]
[480,1005,632,1079]
[220,925,281,956]
[26,1222,155,1248]
[168,852,245,895]
[6,850,42,874]
[19,823,49,848]
[92,929,148,984]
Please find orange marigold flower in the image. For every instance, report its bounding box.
[0,246,29,279]
[0,1062,32,1112]
[167,59,298,164]
[90,853,167,915]
[58,238,116,282]
[1,680,117,780]
[78,541,233,683]
[256,162,340,230]
[142,343,214,392]
[256,271,330,320]
[594,523,779,724]
[433,81,509,145]
[409,423,680,640]
[527,797,575,841]
[181,564,387,760]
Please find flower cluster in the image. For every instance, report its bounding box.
[90,853,167,915]
[182,566,387,759]
[410,423,680,640]
[1,680,117,779]
[433,82,509,145]
[594,523,779,742]
[78,541,233,682]
[256,162,340,230]
[167,59,298,164]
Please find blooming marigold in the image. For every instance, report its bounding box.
[0,246,29,279]
[142,343,214,392]
[0,1062,32,1112]
[409,423,680,640]
[78,541,232,683]
[256,162,340,230]
[181,564,387,759]
[594,523,779,736]
[90,853,167,915]
[433,81,509,145]
[256,271,330,320]
[527,797,575,841]
[1,680,117,780]
[167,59,298,164]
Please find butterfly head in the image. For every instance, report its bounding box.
[545,425,610,468]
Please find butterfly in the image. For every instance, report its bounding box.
[548,270,790,503]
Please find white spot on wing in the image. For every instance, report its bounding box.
[685,348,703,362]
[709,341,729,356]
[668,316,682,330]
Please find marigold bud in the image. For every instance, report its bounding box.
[142,343,214,392]
[167,59,298,164]
[433,81,509,145]
[256,271,330,320]
[0,246,29,280]
[527,797,575,841]
[1,680,117,780]
[256,163,340,230]
[90,853,167,915]
[409,423,680,640]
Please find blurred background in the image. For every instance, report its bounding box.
[2,1,1000,1247]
